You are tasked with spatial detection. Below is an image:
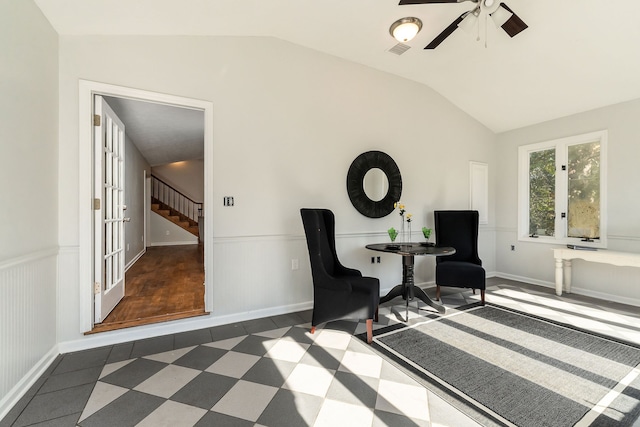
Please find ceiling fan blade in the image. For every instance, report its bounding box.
[399,0,463,4]
[498,3,528,37]
[424,13,465,49]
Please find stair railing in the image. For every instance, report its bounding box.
[151,175,203,223]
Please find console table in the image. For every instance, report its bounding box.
[553,248,640,296]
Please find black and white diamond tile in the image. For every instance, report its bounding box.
[78,292,488,426]
[77,323,437,427]
[14,277,637,427]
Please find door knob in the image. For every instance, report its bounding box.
[123,217,131,222]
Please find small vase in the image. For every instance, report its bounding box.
[400,217,405,243]
[407,222,412,243]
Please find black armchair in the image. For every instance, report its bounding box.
[300,209,380,343]
[434,210,486,304]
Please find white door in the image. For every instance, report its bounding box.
[94,95,127,323]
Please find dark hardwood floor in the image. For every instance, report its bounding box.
[90,244,206,333]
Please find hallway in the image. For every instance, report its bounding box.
[91,245,206,333]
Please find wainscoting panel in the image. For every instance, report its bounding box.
[212,236,313,316]
[210,231,441,317]
[0,248,58,418]
[495,229,640,307]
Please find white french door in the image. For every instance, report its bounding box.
[94,95,127,323]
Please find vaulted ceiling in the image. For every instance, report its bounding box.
[36,0,640,135]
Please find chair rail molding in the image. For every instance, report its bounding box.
[0,246,58,269]
[608,234,640,242]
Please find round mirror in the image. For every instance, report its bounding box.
[363,168,389,202]
[347,151,402,218]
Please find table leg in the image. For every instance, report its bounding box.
[378,253,446,320]
[380,283,405,305]
[413,286,446,314]
[555,257,564,296]
[564,259,572,294]
[403,256,414,320]
[403,257,414,298]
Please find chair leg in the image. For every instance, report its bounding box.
[472,289,476,295]
[374,306,379,322]
[436,285,441,301]
[310,326,316,334]
[366,319,373,344]
[481,289,485,305]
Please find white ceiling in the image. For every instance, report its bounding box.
[36,0,640,133]
[104,97,204,167]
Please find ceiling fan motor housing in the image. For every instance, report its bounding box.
[482,0,502,14]
[398,0,528,49]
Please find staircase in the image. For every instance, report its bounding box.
[151,197,200,237]
[150,175,203,238]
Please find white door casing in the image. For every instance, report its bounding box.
[94,95,126,323]
[79,80,213,333]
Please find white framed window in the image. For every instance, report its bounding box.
[518,130,607,248]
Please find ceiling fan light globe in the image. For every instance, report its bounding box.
[482,0,501,14]
[394,24,419,42]
[490,6,513,27]
[390,17,422,43]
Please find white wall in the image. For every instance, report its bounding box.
[0,2,58,260]
[123,134,151,266]
[56,35,496,343]
[148,211,198,246]
[495,99,640,305]
[5,5,639,420]
[0,0,59,417]
[150,159,204,245]
[152,159,204,203]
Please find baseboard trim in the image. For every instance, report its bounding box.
[58,301,314,354]
[390,271,498,295]
[567,286,640,308]
[493,272,640,308]
[125,249,146,272]
[0,345,59,422]
[147,241,198,247]
[494,272,553,289]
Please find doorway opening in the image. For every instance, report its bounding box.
[90,245,205,333]
[78,81,214,334]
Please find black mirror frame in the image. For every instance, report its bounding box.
[346,151,402,218]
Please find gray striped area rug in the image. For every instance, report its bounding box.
[375,305,640,427]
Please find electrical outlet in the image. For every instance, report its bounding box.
[166,230,170,235]
[224,196,235,206]
[511,245,516,251]
[377,256,381,263]
[371,257,375,264]
[126,243,130,251]
[291,259,299,270]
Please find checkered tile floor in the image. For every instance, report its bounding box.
[4,278,640,427]
[79,326,437,427]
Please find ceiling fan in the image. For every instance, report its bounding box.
[399,0,528,49]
